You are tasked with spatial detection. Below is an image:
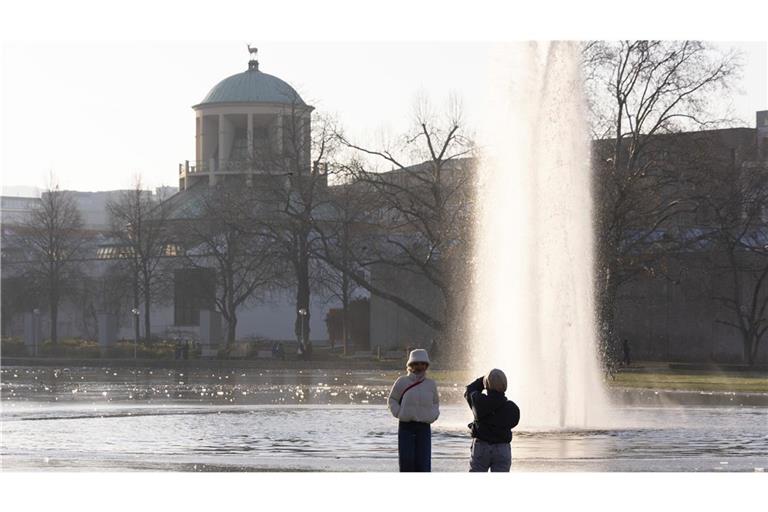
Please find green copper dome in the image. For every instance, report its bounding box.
[195,66,306,107]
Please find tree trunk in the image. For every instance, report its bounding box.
[227,315,237,348]
[295,283,311,351]
[49,264,59,345]
[741,324,758,366]
[750,338,760,367]
[133,274,141,347]
[341,270,349,356]
[295,236,311,357]
[225,287,237,348]
[143,273,152,344]
[49,295,58,345]
[596,260,619,366]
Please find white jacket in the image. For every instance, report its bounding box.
[388,373,440,424]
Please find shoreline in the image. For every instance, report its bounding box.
[2,359,767,407]
[608,387,768,407]
[0,357,407,370]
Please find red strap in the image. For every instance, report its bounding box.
[398,379,425,405]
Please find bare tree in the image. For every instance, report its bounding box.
[249,106,340,357]
[329,96,476,339]
[311,162,370,354]
[107,178,173,343]
[78,266,134,340]
[583,40,741,357]
[701,160,768,365]
[179,182,286,347]
[16,182,86,345]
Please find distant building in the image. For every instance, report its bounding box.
[758,110,768,159]
[1,50,338,347]
[1,189,179,230]
[0,196,41,226]
[161,49,331,343]
[178,50,312,190]
[367,113,768,364]
[606,115,768,364]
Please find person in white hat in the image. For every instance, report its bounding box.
[387,348,440,472]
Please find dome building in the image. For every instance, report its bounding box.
[179,48,314,190]
[161,49,329,350]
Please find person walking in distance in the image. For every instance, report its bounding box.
[387,349,440,472]
[622,338,631,367]
[465,369,520,472]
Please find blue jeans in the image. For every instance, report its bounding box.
[469,438,511,472]
[398,421,431,472]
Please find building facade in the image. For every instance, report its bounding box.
[367,113,768,364]
[1,51,340,348]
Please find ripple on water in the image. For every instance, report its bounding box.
[2,369,767,471]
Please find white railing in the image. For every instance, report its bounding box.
[179,159,270,175]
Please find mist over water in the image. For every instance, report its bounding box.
[471,42,611,428]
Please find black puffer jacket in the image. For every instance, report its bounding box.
[464,377,521,444]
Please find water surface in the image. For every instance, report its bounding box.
[2,367,766,472]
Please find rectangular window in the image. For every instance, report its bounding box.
[173,268,215,326]
[162,243,183,257]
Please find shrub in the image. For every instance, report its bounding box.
[39,339,100,358]
[1,337,27,357]
[104,340,175,359]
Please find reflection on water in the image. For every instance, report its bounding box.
[1,367,424,406]
[2,367,767,472]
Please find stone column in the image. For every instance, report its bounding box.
[196,115,202,162]
[198,114,207,184]
[247,113,254,185]
[218,114,226,171]
[300,114,308,168]
[209,157,217,186]
[247,113,254,158]
[275,114,283,160]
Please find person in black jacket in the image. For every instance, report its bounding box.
[621,338,631,367]
[464,368,520,472]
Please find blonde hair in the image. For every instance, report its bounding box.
[407,361,429,373]
[406,349,430,372]
[483,368,507,392]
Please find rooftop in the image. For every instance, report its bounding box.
[195,52,306,108]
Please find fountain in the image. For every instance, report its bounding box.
[471,41,611,428]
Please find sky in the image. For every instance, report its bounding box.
[2,40,765,195]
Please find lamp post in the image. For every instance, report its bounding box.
[298,308,308,357]
[131,308,140,359]
[32,308,40,357]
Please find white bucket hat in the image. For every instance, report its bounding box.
[407,349,430,366]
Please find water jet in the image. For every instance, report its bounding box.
[471,41,611,428]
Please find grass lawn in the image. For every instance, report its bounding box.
[422,367,768,394]
[609,369,768,393]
